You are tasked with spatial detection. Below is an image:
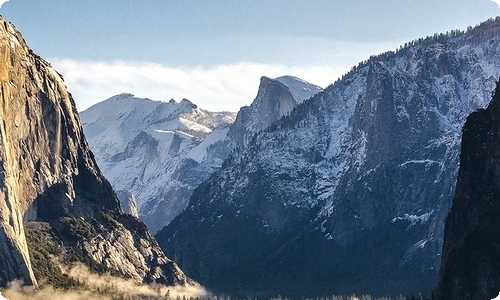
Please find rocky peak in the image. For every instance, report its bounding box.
[228,76,299,146]
[435,80,500,300]
[180,98,198,109]
[0,16,192,289]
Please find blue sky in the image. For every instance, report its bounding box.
[1,0,499,111]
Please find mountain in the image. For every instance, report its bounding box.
[435,81,500,300]
[157,17,500,297]
[81,94,236,233]
[0,16,193,290]
[229,76,322,147]
[81,76,321,233]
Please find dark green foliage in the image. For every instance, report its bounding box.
[24,223,81,289]
[102,212,121,228]
[66,217,96,241]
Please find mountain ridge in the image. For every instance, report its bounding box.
[81,75,322,232]
[157,16,500,297]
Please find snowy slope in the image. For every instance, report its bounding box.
[82,76,322,233]
[81,94,236,232]
[275,75,323,103]
[157,17,500,297]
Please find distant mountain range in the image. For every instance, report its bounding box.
[81,76,322,233]
[156,17,500,297]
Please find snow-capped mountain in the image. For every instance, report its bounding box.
[157,17,500,297]
[81,77,322,233]
[81,94,236,232]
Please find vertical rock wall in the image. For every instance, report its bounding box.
[0,16,191,288]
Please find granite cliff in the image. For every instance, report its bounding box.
[0,16,191,289]
[435,81,500,300]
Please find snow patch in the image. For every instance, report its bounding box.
[392,211,433,226]
[399,160,442,168]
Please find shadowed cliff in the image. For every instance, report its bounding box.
[435,80,500,300]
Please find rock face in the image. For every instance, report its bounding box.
[81,76,321,233]
[0,16,191,288]
[229,76,321,146]
[435,81,500,300]
[157,17,500,297]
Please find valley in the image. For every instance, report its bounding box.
[0,5,500,300]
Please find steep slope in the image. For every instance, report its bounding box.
[157,17,500,297]
[0,16,191,289]
[81,76,321,233]
[229,76,322,146]
[435,81,500,300]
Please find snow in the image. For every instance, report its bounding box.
[83,25,500,240]
[81,93,236,231]
[392,211,433,226]
[186,127,230,163]
[275,75,323,103]
[399,160,442,168]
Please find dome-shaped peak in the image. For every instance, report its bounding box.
[275,76,323,103]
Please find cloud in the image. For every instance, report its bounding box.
[47,38,401,112]
[0,0,8,8]
[492,0,500,8]
[49,59,344,112]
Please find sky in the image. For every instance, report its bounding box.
[0,0,500,112]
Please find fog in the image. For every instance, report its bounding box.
[2,264,207,300]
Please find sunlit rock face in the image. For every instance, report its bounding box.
[0,16,191,288]
[435,81,500,300]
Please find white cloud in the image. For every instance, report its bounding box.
[50,59,345,112]
[492,0,500,8]
[0,0,8,8]
[48,39,402,112]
